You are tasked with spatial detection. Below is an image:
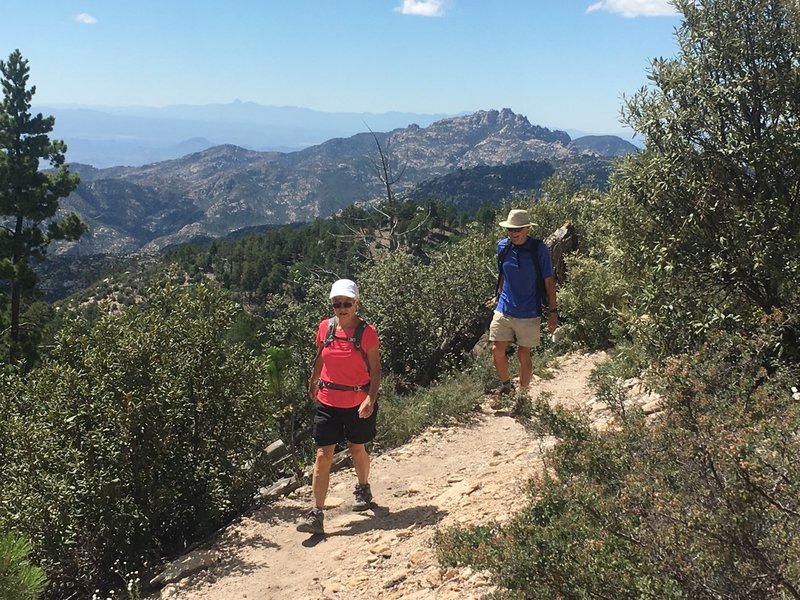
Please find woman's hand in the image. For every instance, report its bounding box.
[358,396,375,419]
[307,379,318,400]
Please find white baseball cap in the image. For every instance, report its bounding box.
[329,278,359,299]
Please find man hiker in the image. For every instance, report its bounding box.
[489,209,558,406]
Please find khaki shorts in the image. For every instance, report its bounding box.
[489,312,541,348]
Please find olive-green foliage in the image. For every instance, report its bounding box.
[0,533,46,600]
[637,328,800,598]
[358,229,495,390]
[557,254,627,350]
[9,302,58,371]
[588,340,651,419]
[437,326,800,598]
[607,0,800,357]
[0,279,278,598]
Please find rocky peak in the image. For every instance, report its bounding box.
[407,109,571,149]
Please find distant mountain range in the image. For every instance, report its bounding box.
[38,101,455,168]
[38,101,639,169]
[55,108,638,256]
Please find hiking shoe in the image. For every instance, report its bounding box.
[491,381,515,396]
[296,508,324,535]
[353,483,373,511]
[511,393,531,416]
[490,381,515,409]
[490,396,511,410]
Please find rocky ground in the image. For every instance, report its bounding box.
[150,351,622,600]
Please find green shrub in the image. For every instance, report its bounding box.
[605,0,800,361]
[589,341,651,417]
[558,254,626,350]
[0,279,279,598]
[359,231,495,390]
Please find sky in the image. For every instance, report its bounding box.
[1,0,683,135]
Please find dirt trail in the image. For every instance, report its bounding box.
[156,352,606,600]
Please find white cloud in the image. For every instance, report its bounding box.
[586,0,679,17]
[395,0,446,17]
[74,13,98,25]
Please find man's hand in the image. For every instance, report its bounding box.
[547,311,558,334]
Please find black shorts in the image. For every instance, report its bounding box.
[312,401,378,447]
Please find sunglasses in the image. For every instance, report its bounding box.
[506,227,525,233]
[331,301,354,309]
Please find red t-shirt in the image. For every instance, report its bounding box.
[315,319,380,409]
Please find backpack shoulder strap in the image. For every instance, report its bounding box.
[530,239,546,309]
[530,238,543,274]
[495,239,512,297]
[323,316,337,346]
[353,319,369,350]
[348,319,371,374]
[497,239,512,272]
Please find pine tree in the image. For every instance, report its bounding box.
[0,50,86,364]
[0,533,46,600]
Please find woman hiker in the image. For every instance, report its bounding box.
[296,278,382,535]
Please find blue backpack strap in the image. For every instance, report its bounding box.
[530,238,546,310]
[530,238,543,277]
[495,239,512,297]
[497,238,512,274]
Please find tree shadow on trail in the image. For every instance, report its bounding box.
[300,503,447,547]
[336,503,446,536]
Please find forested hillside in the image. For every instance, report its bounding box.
[2,0,800,598]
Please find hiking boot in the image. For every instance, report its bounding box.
[296,507,324,535]
[490,381,515,409]
[493,380,514,395]
[353,483,373,511]
[511,392,531,416]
